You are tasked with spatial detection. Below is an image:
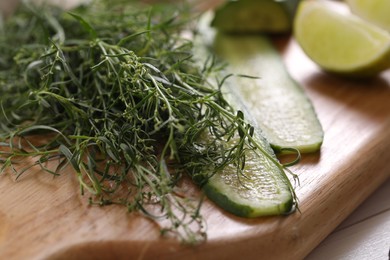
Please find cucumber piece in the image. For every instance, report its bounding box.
[213,35,323,153]
[191,18,297,217]
[201,78,295,217]
[211,0,301,33]
[203,144,295,217]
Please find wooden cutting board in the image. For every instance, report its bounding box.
[1,6,390,260]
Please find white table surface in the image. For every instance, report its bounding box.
[306,177,390,260]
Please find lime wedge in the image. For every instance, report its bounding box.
[294,1,390,77]
[346,0,390,32]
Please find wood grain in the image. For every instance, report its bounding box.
[306,179,390,260]
[1,2,390,260]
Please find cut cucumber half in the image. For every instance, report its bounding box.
[191,15,297,217]
[211,33,323,153]
[211,0,301,33]
[202,78,295,217]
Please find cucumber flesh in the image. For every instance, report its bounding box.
[202,78,295,217]
[211,0,301,34]
[203,145,294,217]
[192,16,296,217]
[212,33,324,153]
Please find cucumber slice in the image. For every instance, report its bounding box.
[192,17,297,217]
[211,0,301,33]
[203,142,295,217]
[201,78,295,217]
[212,33,323,153]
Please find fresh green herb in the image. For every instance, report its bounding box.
[0,0,297,243]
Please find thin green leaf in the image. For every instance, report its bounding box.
[117,30,150,46]
[67,12,97,39]
[59,145,80,172]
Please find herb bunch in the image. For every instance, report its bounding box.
[0,0,296,243]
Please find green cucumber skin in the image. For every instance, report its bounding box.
[203,183,255,217]
[200,77,295,217]
[211,0,301,33]
[203,180,294,218]
[192,16,296,218]
[212,33,324,154]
